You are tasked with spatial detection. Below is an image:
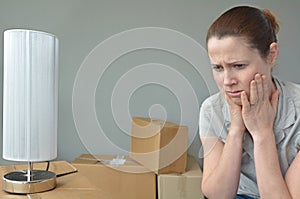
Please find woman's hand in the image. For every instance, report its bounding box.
[241,74,279,139]
[224,91,246,137]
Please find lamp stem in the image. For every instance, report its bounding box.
[27,161,33,182]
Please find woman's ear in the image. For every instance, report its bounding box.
[268,42,278,65]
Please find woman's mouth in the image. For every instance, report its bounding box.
[226,90,243,97]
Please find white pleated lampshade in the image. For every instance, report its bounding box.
[3,29,59,162]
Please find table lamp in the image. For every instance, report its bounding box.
[2,29,59,194]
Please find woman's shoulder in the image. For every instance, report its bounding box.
[277,79,300,108]
[280,80,300,99]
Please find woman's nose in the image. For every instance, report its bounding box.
[223,70,236,86]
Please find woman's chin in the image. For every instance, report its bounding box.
[231,98,242,106]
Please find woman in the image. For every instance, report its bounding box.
[199,6,300,199]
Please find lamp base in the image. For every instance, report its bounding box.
[2,170,56,194]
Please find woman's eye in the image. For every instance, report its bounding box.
[212,65,223,72]
[234,64,246,69]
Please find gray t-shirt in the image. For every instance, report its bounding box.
[199,77,300,198]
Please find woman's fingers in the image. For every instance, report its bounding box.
[250,73,269,105]
[255,74,264,102]
[241,91,250,111]
[250,80,257,105]
[262,75,269,101]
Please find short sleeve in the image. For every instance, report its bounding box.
[199,94,228,139]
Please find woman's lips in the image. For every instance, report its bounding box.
[226,90,243,97]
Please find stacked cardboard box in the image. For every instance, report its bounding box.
[158,156,204,199]
[130,117,188,174]
[0,161,107,199]
[0,156,157,199]
[130,117,204,199]
[72,154,156,199]
[0,116,203,199]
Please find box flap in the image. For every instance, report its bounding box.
[72,154,153,174]
[132,117,186,128]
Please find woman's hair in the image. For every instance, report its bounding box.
[206,6,279,59]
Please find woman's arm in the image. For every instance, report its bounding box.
[201,130,244,199]
[252,132,291,198]
[201,82,247,198]
[285,151,300,198]
[241,74,292,198]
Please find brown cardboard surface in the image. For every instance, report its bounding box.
[130,117,188,174]
[0,161,77,177]
[0,161,108,198]
[158,156,204,199]
[72,154,156,199]
[29,172,108,198]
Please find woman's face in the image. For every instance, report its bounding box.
[207,36,275,106]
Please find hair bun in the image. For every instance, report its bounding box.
[262,9,280,34]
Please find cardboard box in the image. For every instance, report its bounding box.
[0,161,107,199]
[158,156,204,199]
[0,156,156,199]
[130,117,188,174]
[72,154,156,199]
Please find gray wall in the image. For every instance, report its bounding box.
[0,0,300,167]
